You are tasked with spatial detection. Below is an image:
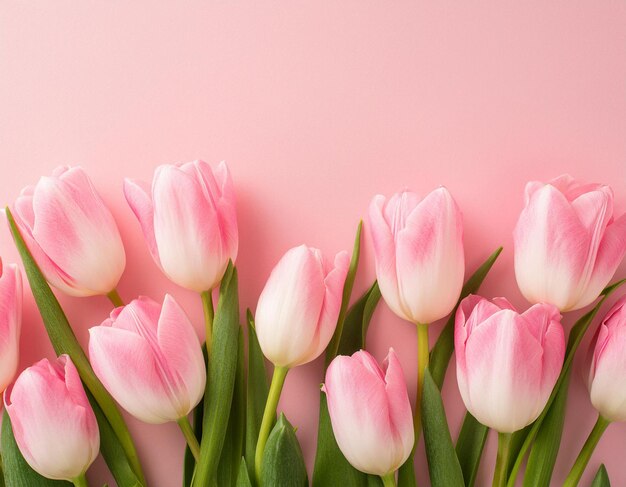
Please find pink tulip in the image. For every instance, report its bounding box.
[255,245,349,368]
[124,160,238,293]
[588,295,626,422]
[11,166,126,297]
[455,295,565,432]
[4,355,99,481]
[89,295,206,424]
[322,349,414,476]
[0,260,21,394]
[514,175,626,311]
[368,187,464,325]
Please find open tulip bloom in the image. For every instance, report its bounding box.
[3,168,626,487]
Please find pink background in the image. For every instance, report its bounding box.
[1,2,626,486]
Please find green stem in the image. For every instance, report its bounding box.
[381,472,397,487]
[71,473,89,487]
[254,365,289,482]
[413,323,430,438]
[493,432,513,487]
[0,451,5,487]
[177,416,201,462]
[563,415,610,487]
[201,290,214,353]
[106,288,124,307]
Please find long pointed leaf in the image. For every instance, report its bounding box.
[183,345,208,487]
[245,311,270,483]
[422,369,464,487]
[1,410,70,487]
[261,414,308,487]
[236,459,253,487]
[455,413,488,487]
[5,208,144,485]
[192,264,240,487]
[591,465,611,487]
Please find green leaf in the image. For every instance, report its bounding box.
[325,222,362,365]
[193,263,240,487]
[422,369,464,487]
[455,413,488,487]
[236,459,253,487]
[430,247,503,388]
[312,283,383,487]
[506,278,626,487]
[1,410,71,487]
[245,311,270,483]
[522,372,571,487]
[217,328,246,486]
[183,345,208,487]
[260,414,308,487]
[591,464,611,487]
[5,208,145,486]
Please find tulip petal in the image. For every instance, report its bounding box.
[590,322,626,421]
[0,264,21,392]
[383,349,414,457]
[124,178,159,265]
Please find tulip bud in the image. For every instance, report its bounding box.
[0,260,21,393]
[4,355,100,481]
[124,160,238,292]
[368,187,464,325]
[514,175,626,311]
[322,349,414,477]
[11,166,126,297]
[255,245,349,368]
[455,295,565,433]
[88,295,206,424]
[588,295,626,422]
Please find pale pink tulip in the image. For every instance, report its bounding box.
[455,295,564,433]
[4,355,99,481]
[0,260,21,394]
[368,187,464,325]
[89,295,206,424]
[124,160,238,292]
[588,295,626,422]
[514,175,626,311]
[323,349,414,476]
[255,245,349,368]
[11,166,126,297]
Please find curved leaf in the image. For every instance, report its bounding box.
[261,414,307,487]
[591,465,611,487]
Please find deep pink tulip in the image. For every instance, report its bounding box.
[368,187,464,324]
[4,355,99,481]
[323,349,414,476]
[255,245,349,368]
[455,295,564,433]
[124,160,238,292]
[89,295,206,424]
[11,166,126,297]
[514,175,626,311]
[588,295,626,422]
[0,260,21,394]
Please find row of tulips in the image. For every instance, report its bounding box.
[0,162,625,487]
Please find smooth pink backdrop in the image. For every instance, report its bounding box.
[1,2,625,486]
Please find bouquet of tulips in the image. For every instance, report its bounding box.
[0,162,625,487]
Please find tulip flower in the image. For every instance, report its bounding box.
[323,349,414,486]
[0,260,22,394]
[11,166,126,300]
[368,187,464,441]
[455,295,564,487]
[562,295,626,487]
[514,174,626,312]
[89,295,205,460]
[253,244,349,480]
[4,355,99,486]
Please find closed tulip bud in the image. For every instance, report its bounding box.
[368,187,464,325]
[455,295,565,433]
[124,160,238,293]
[11,166,126,297]
[89,295,206,424]
[322,349,414,477]
[4,355,100,481]
[588,295,626,422]
[514,175,626,311]
[255,245,349,368]
[0,260,21,394]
